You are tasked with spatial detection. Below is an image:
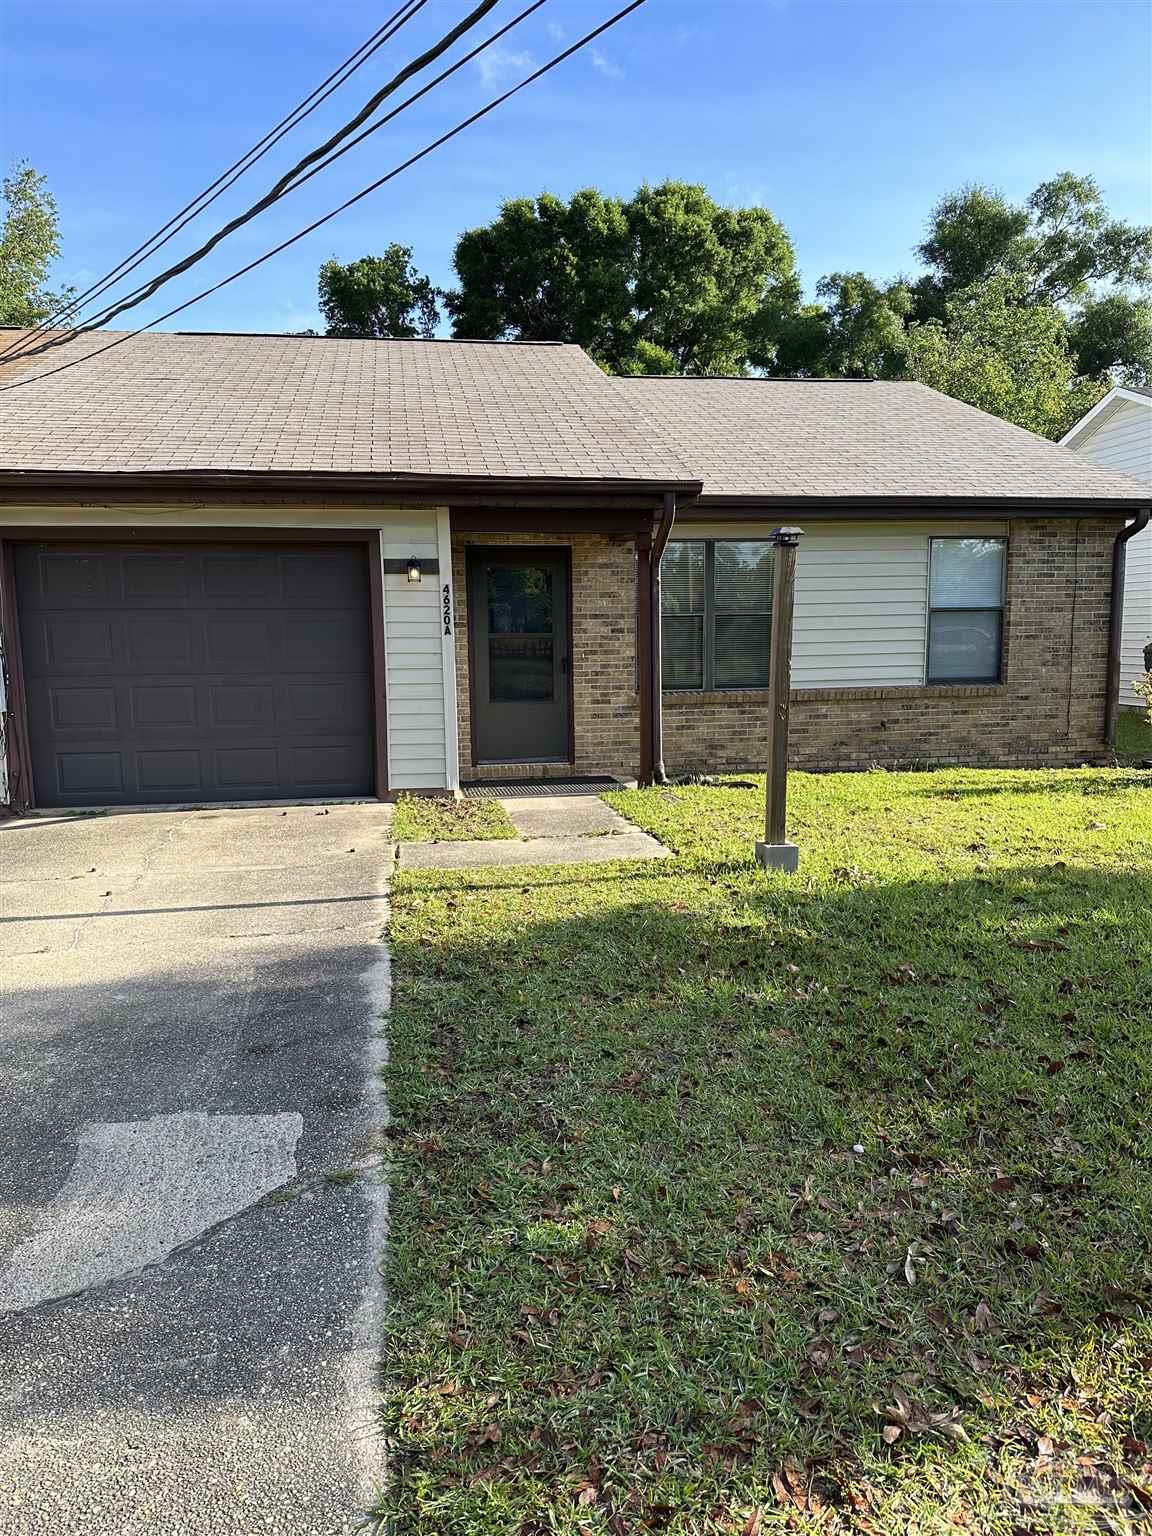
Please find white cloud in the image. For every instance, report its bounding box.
[474,45,535,86]
[546,20,567,43]
[588,46,624,80]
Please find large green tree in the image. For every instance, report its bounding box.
[318,246,440,339]
[905,274,1106,439]
[446,181,798,376]
[754,272,913,379]
[0,162,72,326]
[911,173,1152,379]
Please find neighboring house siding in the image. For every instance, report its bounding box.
[1064,397,1152,705]
[1122,526,1152,703]
[664,517,1122,772]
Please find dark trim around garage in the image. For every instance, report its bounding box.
[0,538,35,813]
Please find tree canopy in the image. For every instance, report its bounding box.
[317,169,1149,439]
[318,246,440,339]
[904,274,1105,439]
[446,181,798,376]
[0,163,72,327]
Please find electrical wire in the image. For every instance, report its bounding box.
[6,0,503,360]
[0,0,429,362]
[0,1,646,393]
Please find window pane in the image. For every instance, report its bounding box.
[928,610,1002,681]
[487,564,554,633]
[930,538,1005,609]
[715,614,771,687]
[662,615,704,689]
[490,636,554,700]
[713,541,773,613]
[662,542,705,615]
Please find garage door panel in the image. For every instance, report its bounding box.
[36,551,114,604]
[57,750,125,798]
[208,683,276,730]
[202,552,278,603]
[15,542,376,807]
[138,749,204,795]
[123,553,193,602]
[50,685,119,732]
[42,616,116,670]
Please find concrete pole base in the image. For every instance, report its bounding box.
[755,840,799,873]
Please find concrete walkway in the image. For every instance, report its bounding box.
[0,804,394,1534]
[398,793,670,871]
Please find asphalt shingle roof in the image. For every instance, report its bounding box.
[615,376,1152,503]
[1,329,1148,505]
[0,330,695,485]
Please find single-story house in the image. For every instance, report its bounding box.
[1060,384,1152,709]
[0,328,1148,810]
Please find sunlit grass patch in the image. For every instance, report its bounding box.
[375,767,1152,1534]
[391,794,518,842]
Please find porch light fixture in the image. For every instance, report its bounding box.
[406,557,423,584]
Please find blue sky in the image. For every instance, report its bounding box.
[4,0,1150,335]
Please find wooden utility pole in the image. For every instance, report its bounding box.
[755,526,804,872]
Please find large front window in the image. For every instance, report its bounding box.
[661,540,774,690]
[927,537,1006,683]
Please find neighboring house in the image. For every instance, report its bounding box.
[0,328,1148,810]
[1060,385,1152,709]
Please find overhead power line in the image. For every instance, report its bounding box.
[0,0,646,394]
[0,0,430,363]
[7,0,504,362]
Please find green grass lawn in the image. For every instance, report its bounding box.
[376,768,1152,1534]
[392,794,518,842]
[1117,709,1152,764]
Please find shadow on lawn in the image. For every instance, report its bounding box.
[381,856,1151,1528]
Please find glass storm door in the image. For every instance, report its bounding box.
[469,551,570,763]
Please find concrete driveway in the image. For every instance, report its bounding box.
[0,804,394,1534]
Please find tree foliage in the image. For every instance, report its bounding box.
[754,272,913,379]
[318,246,439,339]
[911,173,1152,380]
[0,162,72,326]
[446,181,797,376]
[905,274,1106,439]
[317,169,1149,440]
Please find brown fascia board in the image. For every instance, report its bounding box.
[689,494,1152,517]
[0,468,703,510]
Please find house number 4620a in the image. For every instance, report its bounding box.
[442,584,452,636]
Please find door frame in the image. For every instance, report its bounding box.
[0,526,389,811]
[466,544,575,767]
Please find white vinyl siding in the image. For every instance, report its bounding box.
[380,515,450,789]
[1065,396,1152,704]
[673,521,1008,689]
[1120,523,1152,703]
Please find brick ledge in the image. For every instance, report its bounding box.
[664,684,1006,706]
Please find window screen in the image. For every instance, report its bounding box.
[928,538,1006,683]
[661,539,773,690]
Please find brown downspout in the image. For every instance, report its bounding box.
[636,528,654,785]
[650,491,678,785]
[1105,508,1151,748]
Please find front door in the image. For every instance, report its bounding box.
[469,549,571,764]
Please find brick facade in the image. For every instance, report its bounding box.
[452,532,641,782]
[449,519,1122,782]
[662,518,1125,773]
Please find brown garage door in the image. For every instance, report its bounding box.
[15,542,376,806]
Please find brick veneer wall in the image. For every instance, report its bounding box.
[663,517,1125,772]
[452,532,641,781]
